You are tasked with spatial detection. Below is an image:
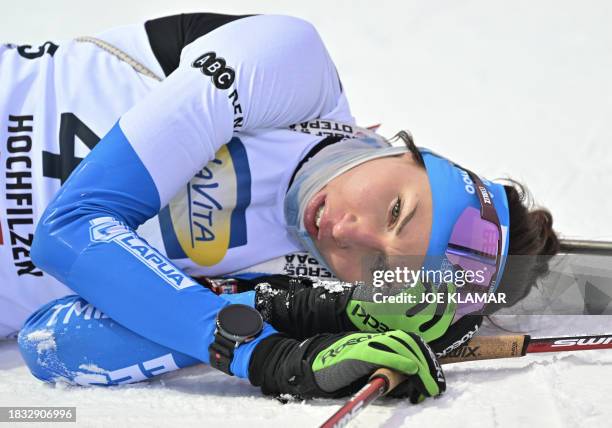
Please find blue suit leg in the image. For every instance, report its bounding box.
[18,295,200,385]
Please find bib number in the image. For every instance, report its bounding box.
[42,113,100,183]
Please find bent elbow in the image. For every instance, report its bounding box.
[31,204,63,280]
[32,201,85,282]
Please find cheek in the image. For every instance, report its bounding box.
[331,172,387,209]
[317,244,369,282]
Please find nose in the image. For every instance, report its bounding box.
[332,213,383,250]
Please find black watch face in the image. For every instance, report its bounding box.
[218,304,264,339]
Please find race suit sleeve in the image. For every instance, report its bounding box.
[31,14,343,379]
[18,292,257,385]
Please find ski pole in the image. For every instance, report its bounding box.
[320,333,612,428]
[559,238,612,255]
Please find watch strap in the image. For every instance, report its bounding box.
[209,331,237,376]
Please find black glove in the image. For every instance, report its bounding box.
[254,275,354,338]
[249,330,445,403]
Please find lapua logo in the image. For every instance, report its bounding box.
[192,52,235,90]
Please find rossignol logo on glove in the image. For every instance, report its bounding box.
[192,52,236,90]
[319,334,376,365]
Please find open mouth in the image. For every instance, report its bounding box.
[304,192,327,240]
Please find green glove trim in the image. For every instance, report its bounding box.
[346,280,457,342]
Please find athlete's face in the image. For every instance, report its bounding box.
[304,154,433,283]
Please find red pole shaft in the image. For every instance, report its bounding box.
[320,377,388,428]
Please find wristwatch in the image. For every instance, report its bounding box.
[209,304,264,376]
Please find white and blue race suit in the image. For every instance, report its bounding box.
[2,13,354,383]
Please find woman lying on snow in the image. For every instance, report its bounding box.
[3,12,558,401]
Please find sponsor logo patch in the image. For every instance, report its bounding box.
[159,138,250,267]
[89,217,197,290]
[4,114,42,276]
[192,51,235,90]
[283,253,333,278]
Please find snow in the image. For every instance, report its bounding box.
[23,329,56,353]
[2,320,612,428]
[312,279,354,293]
[1,1,612,427]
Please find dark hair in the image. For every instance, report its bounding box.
[391,130,425,167]
[491,180,560,310]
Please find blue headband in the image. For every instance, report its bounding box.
[421,149,510,292]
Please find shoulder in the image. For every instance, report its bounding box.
[180,15,326,63]
[145,13,323,77]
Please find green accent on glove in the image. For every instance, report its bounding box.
[311,330,445,399]
[346,280,456,342]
